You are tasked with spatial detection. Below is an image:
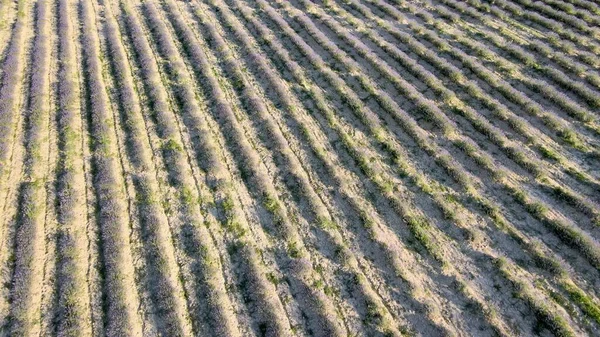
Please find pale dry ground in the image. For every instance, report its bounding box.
[0,0,600,336]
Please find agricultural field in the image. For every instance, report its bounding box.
[0,0,600,335]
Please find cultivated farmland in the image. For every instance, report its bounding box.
[0,0,600,335]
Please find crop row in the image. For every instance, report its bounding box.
[0,0,33,331]
[289,0,599,267]
[278,0,600,330]
[376,0,599,155]
[0,0,598,334]
[8,0,51,334]
[156,0,350,333]
[54,0,92,334]
[0,0,29,212]
[79,0,143,334]
[217,0,471,333]
[331,0,600,226]
[195,0,429,334]
[232,0,580,330]
[116,1,245,334]
[99,0,193,334]
[432,0,600,120]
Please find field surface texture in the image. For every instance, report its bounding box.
[1,0,600,335]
